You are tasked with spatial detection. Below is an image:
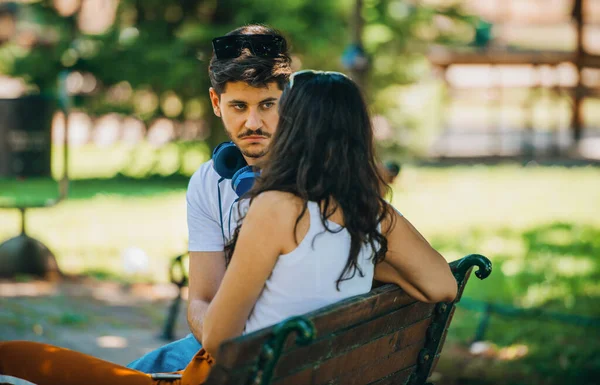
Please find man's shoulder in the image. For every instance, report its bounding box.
[187,160,221,201]
[189,160,219,187]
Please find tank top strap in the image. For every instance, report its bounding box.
[306,201,323,233]
[306,200,343,233]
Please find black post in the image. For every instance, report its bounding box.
[160,254,189,340]
[19,207,26,235]
[161,290,183,341]
[473,303,492,342]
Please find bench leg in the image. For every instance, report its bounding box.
[161,291,182,341]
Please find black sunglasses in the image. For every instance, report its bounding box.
[212,34,286,60]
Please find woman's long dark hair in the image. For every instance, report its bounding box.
[225,71,392,289]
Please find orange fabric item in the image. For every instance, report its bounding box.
[0,341,213,385]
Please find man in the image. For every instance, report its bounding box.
[127,24,293,373]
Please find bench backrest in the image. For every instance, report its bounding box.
[205,254,492,385]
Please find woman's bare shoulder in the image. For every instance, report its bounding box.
[248,191,305,221]
[380,203,401,234]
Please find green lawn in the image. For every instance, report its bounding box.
[1,164,599,384]
[388,165,600,385]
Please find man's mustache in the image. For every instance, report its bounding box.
[237,129,271,139]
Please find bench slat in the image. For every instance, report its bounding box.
[272,303,433,380]
[271,321,430,383]
[366,366,417,385]
[311,334,425,384]
[308,288,418,338]
[217,285,418,369]
[269,340,424,385]
[328,340,424,385]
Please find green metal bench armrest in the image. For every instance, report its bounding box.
[250,316,316,385]
[409,254,492,385]
[450,253,492,283]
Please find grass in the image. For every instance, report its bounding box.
[387,165,600,385]
[1,163,599,384]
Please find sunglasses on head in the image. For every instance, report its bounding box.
[288,70,349,89]
[212,34,286,60]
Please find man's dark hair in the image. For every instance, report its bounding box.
[209,25,292,95]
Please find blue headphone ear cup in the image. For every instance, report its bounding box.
[212,141,247,179]
[231,165,258,197]
[211,141,229,158]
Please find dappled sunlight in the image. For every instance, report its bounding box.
[479,235,527,261]
[392,166,600,235]
[581,282,600,297]
[500,259,524,277]
[88,281,178,305]
[96,335,128,349]
[0,281,58,297]
[516,252,598,280]
[443,213,600,384]
[446,307,599,385]
[521,282,573,308]
[456,221,600,310]
[469,341,530,362]
[532,226,577,247]
[552,257,595,278]
[77,0,119,35]
[90,282,131,305]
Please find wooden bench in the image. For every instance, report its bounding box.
[196,253,492,385]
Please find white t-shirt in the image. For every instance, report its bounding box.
[187,160,245,252]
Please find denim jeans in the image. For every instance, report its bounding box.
[126,333,202,373]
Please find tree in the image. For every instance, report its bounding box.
[1,0,480,157]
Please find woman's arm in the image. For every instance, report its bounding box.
[201,191,297,359]
[376,208,457,303]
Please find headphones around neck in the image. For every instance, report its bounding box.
[212,141,258,197]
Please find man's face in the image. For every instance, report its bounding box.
[209,81,282,163]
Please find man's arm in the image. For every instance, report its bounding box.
[187,251,227,342]
[185,165,228,342]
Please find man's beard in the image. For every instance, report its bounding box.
[229,128,272,159]
[239,146,268,159]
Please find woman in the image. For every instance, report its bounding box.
[0,71,457,385]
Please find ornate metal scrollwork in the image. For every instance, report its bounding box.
[450,253,492,284]
[249,316,316,385]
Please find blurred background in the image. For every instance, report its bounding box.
[0,1,599,384]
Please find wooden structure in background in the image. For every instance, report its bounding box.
[428,0,600,158]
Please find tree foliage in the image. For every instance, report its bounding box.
[1,0,479,154]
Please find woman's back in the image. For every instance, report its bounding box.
[244,200,375,334]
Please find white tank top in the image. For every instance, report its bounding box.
[244,201,376,334]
